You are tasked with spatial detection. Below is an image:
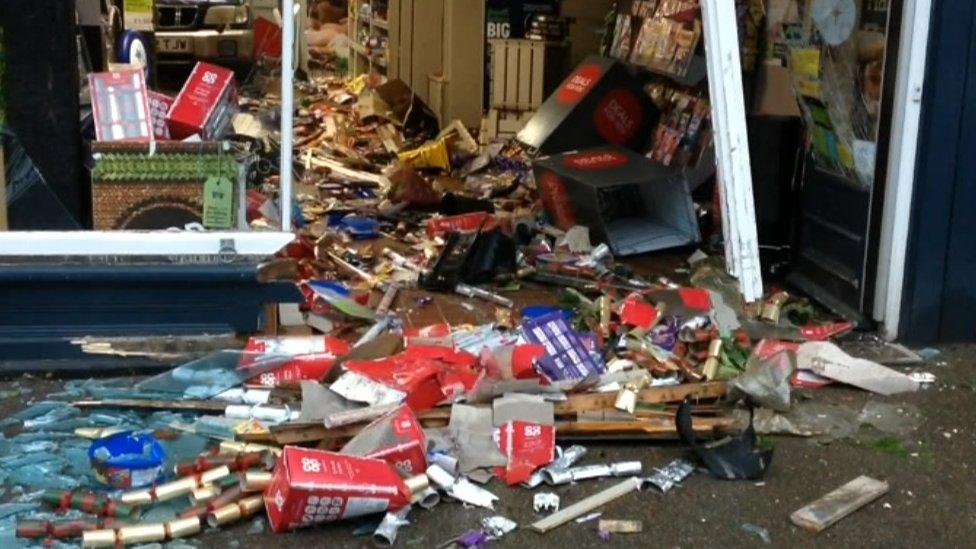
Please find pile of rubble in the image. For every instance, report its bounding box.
[0,70,936,548]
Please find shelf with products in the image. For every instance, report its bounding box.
[602,0,718,183]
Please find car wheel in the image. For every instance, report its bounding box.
[118,30,152,78]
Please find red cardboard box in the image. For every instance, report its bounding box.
[517,56,660,155]
[147,91,173,140]
[264,447,412,532]
[341,405,428,477]
[89,70,153,142]
[167,62,238,140]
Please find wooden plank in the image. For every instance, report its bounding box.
[791,476,889,533]
[409,0,442,104]
[530,41,545,108]
[553,382,726,415]
[555,416,734,437]
[73,399,228,412]
[442,0,485,128]
[505,44,519,109]
[700,0,763,301]
[517,41,532,110]
[530,478,640,533]
[399,0,413,87]
[490,40,507,109]
[387,0,400,78]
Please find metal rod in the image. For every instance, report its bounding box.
[279,0,295,231]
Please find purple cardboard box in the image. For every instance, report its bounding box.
[521,311,605,381]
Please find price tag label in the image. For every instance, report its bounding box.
[203,175,233,229]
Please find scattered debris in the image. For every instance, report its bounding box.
[740,523,771,544]
[790,476,890,533]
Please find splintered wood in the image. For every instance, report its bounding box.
[791,476,890,533]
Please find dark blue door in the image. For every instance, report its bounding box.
[901,0,976,342]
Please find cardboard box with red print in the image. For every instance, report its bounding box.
[517,56,659,155]
[167,62,238,140]
[264,447,414,533]
[532,145,700,256]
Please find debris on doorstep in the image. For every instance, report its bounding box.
[0,25,920,549]
[529,478,642,533]
[790,476,890,533]
[534,493,560,514]
[597,519,643,534]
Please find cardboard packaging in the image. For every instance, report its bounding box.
[517,56,659,155]
[147,91,174,140]
[244,336,351,387]
[340,405,428,478]
[89,70,154,142]
[264,447,419,533]
[167,62,238,140]
[532,146,700,256]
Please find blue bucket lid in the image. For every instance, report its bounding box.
[88,432,165,470]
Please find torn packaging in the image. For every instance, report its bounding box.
[494,421,556,485]
[340,405,428,478]
[244,336,351,387]
[729,349,796,412]
[676,400,772,480]
[340,346,481,411]
[449,404,508,473]
[797,342,920,396]
[522,311,606,381]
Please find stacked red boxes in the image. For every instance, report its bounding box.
[167,62,238,140]
[264,447,413,533]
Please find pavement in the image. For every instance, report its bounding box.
[1,343,973,548]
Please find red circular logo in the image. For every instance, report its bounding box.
[564,150,629,170]
[538,172,575,230]
[593,89,644,144]
[556,64,603,104]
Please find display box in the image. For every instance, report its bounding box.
[264,447,412,533]
[532,146,699,255]
[147,91,174,140]
[167,62,238,140]
[89,70,154,142]
[517,56,659,155]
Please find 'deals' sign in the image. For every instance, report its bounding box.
[517,56,658,155]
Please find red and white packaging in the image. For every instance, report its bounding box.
[342,345,481,411]
[88,70,153,142]
[147,91,174,140]
[264,447,413,533]
[753,339,833,389]
[798,321,855,341]
[167,62,238,140]
[493,421,555,485]
[426,212,496,239]
[244,336,350,387]
[618,293,659,329]
[403,323,453,347]
[340,405,428,478]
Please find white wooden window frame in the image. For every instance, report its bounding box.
[873,0,933,340]
[700,0,764,302]
[0,1,299,259]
